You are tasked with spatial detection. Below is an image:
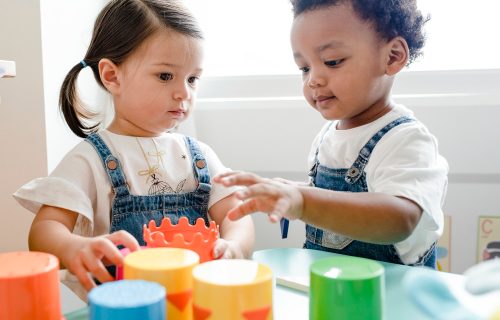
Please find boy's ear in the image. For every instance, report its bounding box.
[99,58,120,93]
[385,36,409,75]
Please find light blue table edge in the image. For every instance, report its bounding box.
[252,247,464,320]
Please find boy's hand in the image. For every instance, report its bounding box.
[63,230,140,291]
[214,171,304,222]
[212,238,245,259]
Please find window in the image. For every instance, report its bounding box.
[185,0,500,77]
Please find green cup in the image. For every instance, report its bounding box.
[309,256,385,320]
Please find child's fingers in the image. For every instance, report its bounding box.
[269,213,281,223]
[272,177,294,185]
[90,237,127,268]
[272,198,291,221]
[82,253,114,285]
[227,204,256,221]
[107,230,141,253]
[212,239,228,259]
[213,170,241,182]
[245,182,282,198]
[217,172,265,187]
[71,263,96,292]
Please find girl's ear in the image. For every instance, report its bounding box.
[99,58,120,94]
[385,36,410,76]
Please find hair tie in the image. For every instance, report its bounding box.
[80,60,88,68]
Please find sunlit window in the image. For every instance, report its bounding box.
[185,0,500,77]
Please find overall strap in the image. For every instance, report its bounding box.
[85,133,130,197]
[345,116,415,184]
[184,136,211,193]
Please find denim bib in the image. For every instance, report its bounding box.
[86,133,211,246]
[304,116,436,268]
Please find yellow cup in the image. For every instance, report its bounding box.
[124,247,199,320]
[192,259,273,320]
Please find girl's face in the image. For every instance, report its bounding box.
[291,3,394,129]
[109,29,203,137]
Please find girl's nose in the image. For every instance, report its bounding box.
[173,82,190,101]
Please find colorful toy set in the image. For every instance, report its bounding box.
[97,217,274,319]
[0,219,387,320]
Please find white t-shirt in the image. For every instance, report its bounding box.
[307,104,448,264]
[14,130,237,238]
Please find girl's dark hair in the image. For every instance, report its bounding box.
[290,0,429,65]
[60,0,203,138]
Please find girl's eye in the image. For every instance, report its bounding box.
[188,76,200,86]
[299,66,310,73]
[159,73,173,82]
[325,59,344,67]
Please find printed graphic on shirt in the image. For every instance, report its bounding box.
[136,138,188,195]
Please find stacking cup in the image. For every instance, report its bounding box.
[309,256,385,320]
[124,247,199,320]
[192,259,273,320]
[88,279,166,320]
[0,251,61,320]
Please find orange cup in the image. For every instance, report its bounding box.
[0,251,62,320]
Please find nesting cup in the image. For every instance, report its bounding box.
[0,251,62,320]
[88,279,166,320]
[124,247,199,320]
[309,256,385,320]
[192,259,273,320]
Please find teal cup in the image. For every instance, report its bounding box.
[309,256,385,320]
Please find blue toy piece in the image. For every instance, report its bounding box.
[89,280,166,320]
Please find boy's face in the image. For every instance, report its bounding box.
[291,3,394,129]
[110,30,203,137]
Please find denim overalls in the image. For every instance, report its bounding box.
[304,116,436,268]
[86,133,211,246]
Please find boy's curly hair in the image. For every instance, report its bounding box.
[290,0,429,64]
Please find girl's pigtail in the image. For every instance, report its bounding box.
[59,61,99,138]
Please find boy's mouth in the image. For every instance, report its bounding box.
[314,95,336,107]
[315,95,333,102]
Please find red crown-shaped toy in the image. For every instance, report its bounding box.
[143,217,219,262]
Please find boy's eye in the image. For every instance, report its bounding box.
[159,73,173,81]
[325,59,344,67]
[299,66,310,73]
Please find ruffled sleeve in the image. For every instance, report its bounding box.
[12,140,113,237]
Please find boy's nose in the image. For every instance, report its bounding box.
[307,73,326,88]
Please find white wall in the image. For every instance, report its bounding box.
[0,0,47,252]
[40,0,108,173]
[193,71,500,273]
[0,0,106,252]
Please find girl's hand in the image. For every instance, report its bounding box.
[213,171,304,222]
[212,238,245,259]
[63,230,140,291]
